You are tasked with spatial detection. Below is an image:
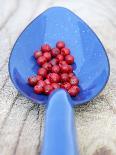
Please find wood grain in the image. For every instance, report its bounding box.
[0,0,116,155]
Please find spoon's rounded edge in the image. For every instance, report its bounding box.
[8,6,110,106]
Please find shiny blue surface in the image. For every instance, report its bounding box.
[9,7,110,105]
[41,89,79,155]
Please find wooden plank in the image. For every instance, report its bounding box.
[0,0,116,155]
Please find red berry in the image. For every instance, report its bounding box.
[37,80,45,87]
[70,76,79,85]
[59,61,67,67]
[68,86,80,96]
[34,85,44,94]
[68,65,73,73]
[42,63,52,71]
[47,73,52,80]
[38,68,47,78]
[36,75,43,81]
[50,58,58,66]
[34,51,42,59]
[44,85,53,95]
[56,41,65,49]
[65,55,74,64]
[44,79,51,85]
[61,48,70,56]
[52,83,60,89]
[56,54,64,62]
[43,52,51,61]
[69,73,74,78]
[49,73,60,83]
[61,82,71,90]
[37,56,47,66]
[28,76,38,86]
[60,64,69,73]
[61,73,69,82]
[52,65,60,73]
[51,48,60,57]
[41,44,51,52]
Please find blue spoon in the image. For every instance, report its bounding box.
[9,7,110,155]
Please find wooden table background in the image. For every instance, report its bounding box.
[0,0,116,155]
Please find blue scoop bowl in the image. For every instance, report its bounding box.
[9,7,110,155]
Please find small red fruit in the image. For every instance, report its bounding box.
[52,83,60,89]
[52,65,60,73]
[60,64,69,73]
[68,86,80,96]
[37,56,47,66]
[61,82,71,90]
[61,48,70,56]
[51,48,60,57]
[50,58,58,66]
[34,85,44,94]
[70,76,79,85]
[28,76,38,86]
[43,52,51,61]
[34,51,42,59]
[44,79,51,85]
[41,44,51,52]
[68,65,73,73]
[56,41,65,49]
[37,80,45,87]
[47,73,52,80]
[44,85,53,95]
[42,63,52,71]
[50,73,60,83]
[65,55,74,64]
[36,75,43,81]
[38,68,47,78]
[56,54,64,62]
[61,73,69,82]
[69,73,74,78]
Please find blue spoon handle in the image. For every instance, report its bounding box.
[40,89,80,155]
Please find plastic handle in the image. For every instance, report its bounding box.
[40,89,80,155]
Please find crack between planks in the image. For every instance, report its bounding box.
[13,104,37,155]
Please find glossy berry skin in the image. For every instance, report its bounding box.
[52,83,60,89]
[38,68,47,78]
[59,61,67,67]
[68,86,80,96]
[61,82,71,90]
[28,76,38,86]
[65,55,74,64]
[36,75,43,81]
[68,65,73,73]
[42,63,52,71]
[37,80,45,88]
[47,73,52,80]
[61,73,69,82]
[34,85,44,94]
[52,65,60,74]
[70,76,79,85]
[56,54,64,62]
[49,73,60,83]
[69,73,74,78]
[37,56,47,66]
[43,52,51,61]
[44,79,51,85]
[50,58,58,66]
[56,41,65,49]
[51,48,60,57]
[61,48,70,56]
[60,64,69,73]
[44,85,53,95]
[34,51,42,59]
[41,44,51,52]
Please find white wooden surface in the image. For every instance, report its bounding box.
[0,0,116,155]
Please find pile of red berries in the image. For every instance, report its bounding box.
[28,41,80,96]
